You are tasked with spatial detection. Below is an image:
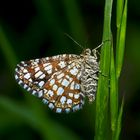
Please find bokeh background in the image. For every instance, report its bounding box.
[0,0,140,140]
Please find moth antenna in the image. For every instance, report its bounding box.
[64,33,84,50]
[92,39,111,51]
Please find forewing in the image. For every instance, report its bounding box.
[15,54,77,97]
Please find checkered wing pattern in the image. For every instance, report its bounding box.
[15,54,84,113]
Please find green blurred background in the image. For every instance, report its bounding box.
[0,0,140,140]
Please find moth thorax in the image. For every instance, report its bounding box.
[86,56,98,65]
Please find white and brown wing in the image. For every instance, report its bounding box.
[15,54,84,113]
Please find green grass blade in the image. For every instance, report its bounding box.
[110,45,118,138]
[116,0,128,78]
[95,0,113,139]
[114,98,124,140]
[113,0,127,139]
[116,0,124,28]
